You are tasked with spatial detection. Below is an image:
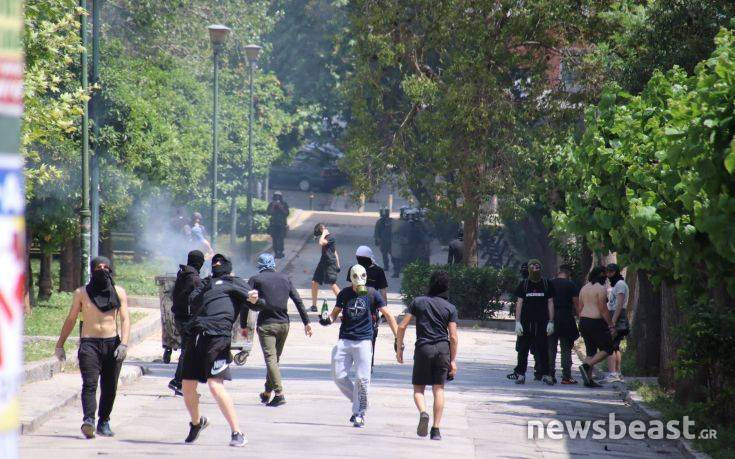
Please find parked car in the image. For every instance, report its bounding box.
[269,143,349,192]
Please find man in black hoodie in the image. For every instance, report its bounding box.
[168,250,204,396]
[249,253,312,407]
[181,253,262,447]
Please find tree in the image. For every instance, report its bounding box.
[344,0,592,265]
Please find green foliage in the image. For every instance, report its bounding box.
[400,262,517,320]
[554,28,735,421]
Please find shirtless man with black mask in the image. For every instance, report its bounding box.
[55,256,130,439]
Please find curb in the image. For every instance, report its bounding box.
[22,308,160,385]
[456,318,515,331]
[127,295,159,309]
[619,386,711,459]
[20,364,143,435]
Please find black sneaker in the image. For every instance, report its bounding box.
[96,420,114,437]
[353,415,365,428]
[230,431,248,447]
[259,392,271,404]
[515,374,526,384]
[267,395,286,407]
[417,411,430,437]
[542,375,555,386]
[81,418,95,439]
[349,414,356,424]
[185,416,208,443]
[533,373,542,381]
[168,380,183,397]
[430,427,442,440]
[310,305,318,312]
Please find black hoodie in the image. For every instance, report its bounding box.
[171,264,202,321]
[188,256,263,336]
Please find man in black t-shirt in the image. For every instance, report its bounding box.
[397,271,458,441]
[345,246,388,372]
[319,264,399,428]
[310,223,341,312]
[509,259,555,385]
[267,191,289,259]
[548,264,580,384]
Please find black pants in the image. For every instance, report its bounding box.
[173,319,192,385]
[379,245,391,270]
[548,334,574,379]
[514,321,549,376]
[78,336,123,422]
[271,225,287,256]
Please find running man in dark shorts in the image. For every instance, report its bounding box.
[577,266,616,388]
[396,271,459,441]
[310,223,341,311]
[182,254,263,447]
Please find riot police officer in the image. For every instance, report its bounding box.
[374,207,392,271]
[390,207,409,278]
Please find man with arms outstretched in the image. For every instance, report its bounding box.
[55,256,130,439]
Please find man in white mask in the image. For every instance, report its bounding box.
[320,264,399,428]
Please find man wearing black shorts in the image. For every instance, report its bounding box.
[396,271,458,441]
[578,266,616,388]
[345,245,388,372]
[311,223,341,312]
[181,254,262,446]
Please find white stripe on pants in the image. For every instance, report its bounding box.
[331,339,372,416]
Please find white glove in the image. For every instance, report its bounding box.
[54,347,66,362]
[546,321,554,336]
[515,321,523,336]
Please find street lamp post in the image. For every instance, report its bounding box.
[244,44,261,261]
[208,24,231,251]
[79,0,91,285]
[90,0,101,258]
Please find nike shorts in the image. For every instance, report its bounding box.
[181,334,232,383]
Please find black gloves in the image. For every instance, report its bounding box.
[319,316,332,326]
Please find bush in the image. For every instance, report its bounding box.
[400,262,518,320]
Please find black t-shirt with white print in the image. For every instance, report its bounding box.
[514,279,555,323]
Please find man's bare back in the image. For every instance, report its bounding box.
[579,282,607,319]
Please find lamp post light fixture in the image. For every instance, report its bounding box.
[208,24,231,250]
[244,44,261,260]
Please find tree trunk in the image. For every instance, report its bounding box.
[628,270,661,376]
[659,280,681,388]
[59,237,76,292]
[100,226,115,272]
[230,194,238,252]
[38,244,53,301]
[72,232,82,288]
[25,226,35,311]
[463,209,479,267]
[580,238,593,283]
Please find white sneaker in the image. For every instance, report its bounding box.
[603,372,622,383]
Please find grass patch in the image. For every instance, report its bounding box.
[114,257,166,296]
[24,340,59,362]
[633,383,735,458]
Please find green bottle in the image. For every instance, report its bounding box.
[320,299,329,321]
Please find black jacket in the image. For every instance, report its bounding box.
[171,265,202,321]
[188,275,263,336]
[248,269,310,326]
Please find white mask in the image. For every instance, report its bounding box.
[350,264,368,294]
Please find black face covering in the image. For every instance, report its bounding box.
[187,250,204,271]
[86,265,120,312]
[356,256,372,269]
[211,254,233,278]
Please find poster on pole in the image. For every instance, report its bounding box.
[0,0,25,458]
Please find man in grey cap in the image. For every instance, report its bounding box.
[267,191,289,259]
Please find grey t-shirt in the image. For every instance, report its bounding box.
[607,280,629,311]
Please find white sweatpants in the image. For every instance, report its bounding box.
[331,339,372,416]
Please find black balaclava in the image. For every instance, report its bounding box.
[187,250,205,271]
[356,256,372,269]
[520,262,529,280]
[86,256,120,312]
[428,270,450,297]
[211,253,232,278]
[607,263,624,286]
[456,228,464,241]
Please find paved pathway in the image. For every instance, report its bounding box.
[20,206,683,458]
